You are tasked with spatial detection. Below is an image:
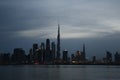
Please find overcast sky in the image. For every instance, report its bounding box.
[0,0,120,59]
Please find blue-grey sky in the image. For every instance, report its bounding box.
[0,0,120,59]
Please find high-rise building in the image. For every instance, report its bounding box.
[51,42,56,61]
[46,39,50,51]
[82,44,86,61]
[92,56,96,63]
[62,49,68,63]
[57,24,60,59]
[33,43,38,54]
[33,43,38,62]
[40,42,46,64]
[71,54,75,61]
[114,52,120,64]
[41,42,45,50]
[0,53,10,64]
[12,48,26,64]
[106,51,112,63]
[75,51,81,61]
[46,39,50,62]
[40,42,45,63]
[28,48,33,64]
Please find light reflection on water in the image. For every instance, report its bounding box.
[0,65,120,80]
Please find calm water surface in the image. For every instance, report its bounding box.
[0,65,120,80]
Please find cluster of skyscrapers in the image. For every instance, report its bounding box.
[11,24,62,64]
[0,24,65,64]
[0,24,120,65]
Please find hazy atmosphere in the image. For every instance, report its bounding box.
[0,0,120,59]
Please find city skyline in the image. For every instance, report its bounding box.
[0,0,120,58]
[0,24,120,65]
[1,37,120,65]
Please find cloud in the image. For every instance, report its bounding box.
[0,0,120,33]
[16,27,57,39]
[0,0,57,32]
[0,0,120,58]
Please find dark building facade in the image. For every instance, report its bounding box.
[33,43,38,62]
[62,50,68,64]
[106,51,112,63]
[33,43,38,54]
[57,24,60,59]
[51,42,56,63]
[11,48,26,64]
[46,39,50,63]
[114,52,120,64]
[82,44,86,61]
[40,42,45,64]
[28,48,33,64]
[0,53,10,64]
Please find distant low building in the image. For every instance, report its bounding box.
[0,53,10,64]
[11,48,26,64]
[114,52,120,64]
[106,51,112,64]
[62,49,68,64]
[92,56,96,64]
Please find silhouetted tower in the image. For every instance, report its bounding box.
[106,51,112,63]
[28,48,33,63]
[46,39,50,62]
[33,43,38,54]
[46,39,50,51]
[33,43,38,61]
[114,52,120,64]
[40,42,45,63]
[57,24,60,59]
[62,49,68,63]
[83,44,86,60]
[41,42,45,50]
[12,48,26,64]
[51,42,56,61]
[92,56,96,63]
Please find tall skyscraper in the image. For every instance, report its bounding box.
[46,39,50,51]
[33,43,38,54]
[32,43,38,62]
[41,42,45,50]
[83,44,86,61]
[40,42,45,63]
[57,24,60,59]
[28,48,33,63]
[46,39,50,62]
[51,42,56,61]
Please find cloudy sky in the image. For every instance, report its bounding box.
[0,0,120,59]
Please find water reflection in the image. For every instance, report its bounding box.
[0,65,120,80]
